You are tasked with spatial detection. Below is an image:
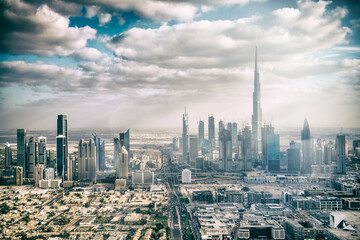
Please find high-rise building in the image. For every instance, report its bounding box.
[56,135,66,180]
[336,135,346,174]
[198,120,204,150]
[100,140,105,170]
[17,129,26,170]
[26,137,37,180]
[189,135,199,165]
[261,124,274,169]
[57,114,69,180]
[78,139,88,181]
[220,128,232,170]
[219,120,225,160]
[114,137,120,167]
[182,169,191,183]
[172,137,180,151]
[13,166,23,185]
[94,135,100,170]
[267,134,280,172]
[301,118,312,174]
[287,141,301,172]
[239,126,252,171]
[116,146,128,179]
[5,143,12,168]
[88,138,97,181]
[324,142,335,165]
[38,137,46,165]
[45,168,55,180]
[252,46,262,158]
[208,115,215,150]
[120,129,130,154]
[34,164,44,187]
[232,122,238,148]
[182,109,189,164]
[314,139,325,165]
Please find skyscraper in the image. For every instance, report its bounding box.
[56,135,66,179]
[88,138,97,181]
[114,137,120,167]
[267,134,280,172]
[120,129,130,154]
[78,139,88,181]
[287,141,301,172]
[232,122,238,148]
[5,143,12,168]
[198,120,204,150]
[189,135,199,165]
[239,126,252,171]
[17,129,26,170]
[220,128,232,170]
[94,135,101,170]
[38,137,46,165]
[182,109,189,164]
[116,146,128,179]
[26,137,37,180]
[324,141,335,165]
[219,120,224,160]
[301,118,312,174]
[336,135,346,174]
[100,140,106,171]
[57,114,69,180]
[208,115,215,150]
[251,46,262,158]
[261,124,274,170]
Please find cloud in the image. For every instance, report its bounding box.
[0,0,97,56]
[98,12,112,26]
[73,47,103,60]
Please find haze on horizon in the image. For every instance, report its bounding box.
[0,0,359,131]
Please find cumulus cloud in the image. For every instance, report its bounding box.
[73,47,103,60]
[106,1,350,69]
[98,12,112,26]
[0,0,96,56]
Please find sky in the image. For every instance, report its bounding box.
[0,0,359,131]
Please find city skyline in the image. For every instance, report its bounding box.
[0,0,359,130]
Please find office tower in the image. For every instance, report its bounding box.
[182,169,191,183]
[301,118,312,174]
[287,141,301,172]
[267,134,280,172]
[208,115,215,149]
[34,164,44,187]
[100,140,105,170]
[336,135,346,174]
[47,150,55,169]
[198,120,204,150]
[182,109,189,164]
[13,166,23,185]
[116,146,128,179]
[38,137,46,165]
[220,128,232,170]
[114,137,120,167]
[261,124,274,169]
[195,157,204,170]
[5,143,12,168]
[120,129,130,154]
[252,46,262,158]
[232,122,238,148]
[17,129,26,170]
[353,140,360,152]
[78,139,88,181]
[56,135,66,180]
[219,120,224,159]
[26,136,37,179]
[227,122,232,134]
[314,139,324,165]
[94,135,100,170]
[88,138,97,181]
[57,114,69,180]
[324,142,334,165]
[172,137,180,151]
[189,135,199,165]
[45,168,55,180]
[239,126,252,171]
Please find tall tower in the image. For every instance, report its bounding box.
[182,109,189,164]
[5,143,12,168]
[208,115,215,154]
[17,129,26,170]
[251,46,262,158]
[116,146,128,179]
[198,120,204,150]
[57,114,69,180]
[38,137,46,165]
[301,118,312,174]
[56,135,66,180]
[336,135,346,174]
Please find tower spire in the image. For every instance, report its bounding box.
[252,45,262,159]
